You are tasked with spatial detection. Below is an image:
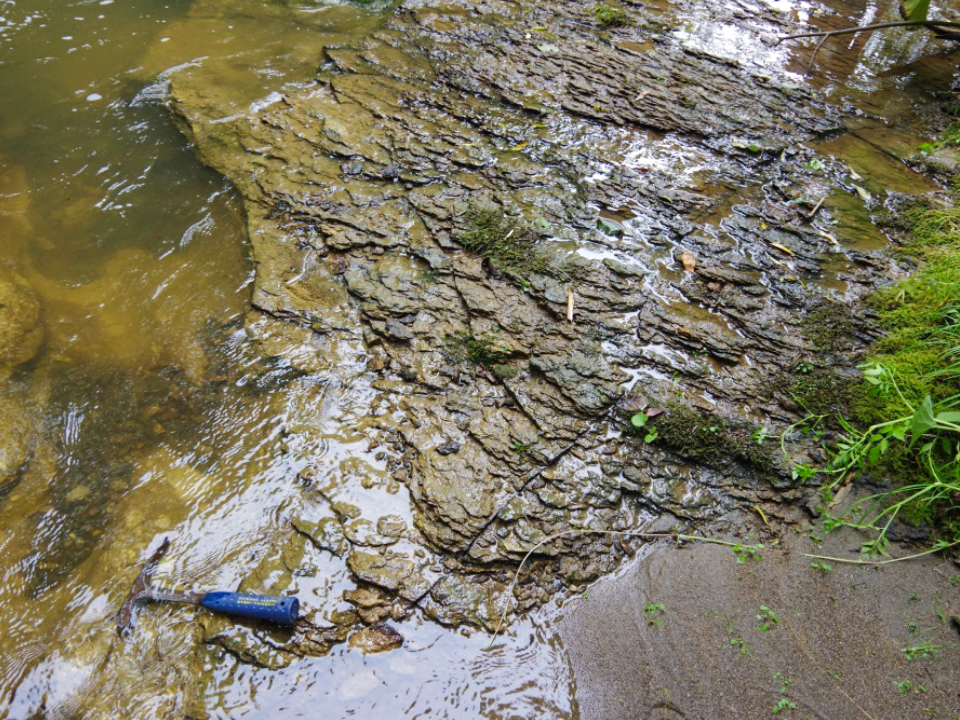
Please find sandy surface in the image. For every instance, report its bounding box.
[559,512,960,720]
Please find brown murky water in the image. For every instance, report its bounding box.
[0,0,956,717]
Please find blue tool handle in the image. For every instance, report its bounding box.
[201,592,299,624]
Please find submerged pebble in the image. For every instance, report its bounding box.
[348,623,404,654]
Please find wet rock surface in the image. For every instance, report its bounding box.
[0,391,32,500]
[0,267,42,504]
[0,268,43,376]
[348,622,404,653]
[161,0,960,669]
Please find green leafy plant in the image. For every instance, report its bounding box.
[770,672,797,715]
[915,125,960,155]
[630,411,661,443]
[772,698,797,715]
[894,679,928,695]
[732,542,765,564]
[644,602,666,627]
[810,560,833,574]
[791,462,818,484]
[756,605,780,632]
[901,643,944,660]
[774,672,794,694]
[815,363,960,551]
[902,0,930,22]
[791,199,960,552]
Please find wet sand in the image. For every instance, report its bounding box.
[560,505,960,719]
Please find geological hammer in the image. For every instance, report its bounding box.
[116,539,299,634]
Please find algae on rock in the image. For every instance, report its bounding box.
[0,268,43,377]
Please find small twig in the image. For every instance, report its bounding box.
[780,20,960,75]
[805,196,825,221]
[778,20,960,43]
[803,539,960,567]
[805,33,830,76]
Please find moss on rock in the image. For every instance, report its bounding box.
[593,4,629,28]
[444,331,511,368]
[643,404,777,473]
[457,206,549,279]
[801,301,857,353]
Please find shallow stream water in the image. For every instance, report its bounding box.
[0,0,584,716]
[0,0,957,717]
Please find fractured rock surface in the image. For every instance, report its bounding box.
[160,0,954,666]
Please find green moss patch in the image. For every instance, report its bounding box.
[816,199,960,547]
[641,404,777,473]
[787,368,862,418]
[801,301,858,353]
[444,331,511,369]
[858,206,960,422]
[458,206,548,277]
[593,4,629,28]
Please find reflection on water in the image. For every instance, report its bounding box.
[208,618,579,720]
